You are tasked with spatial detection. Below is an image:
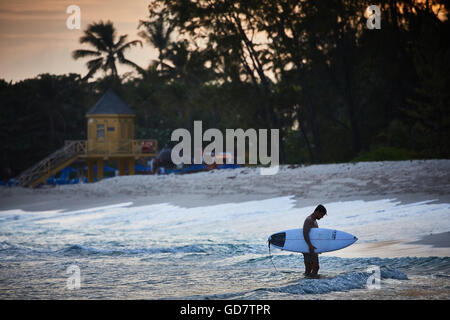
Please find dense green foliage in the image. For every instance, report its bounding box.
[1,0,449,180]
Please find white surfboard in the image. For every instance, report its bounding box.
[268,228,358,253]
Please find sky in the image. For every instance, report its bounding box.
[1,1,446,83]
[0,0,159,82]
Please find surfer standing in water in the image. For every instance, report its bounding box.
[303,205,327,278]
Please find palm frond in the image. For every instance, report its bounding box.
[114,35,129,49]
[117,52,145,74]
[89,20,115,48]
[83,57,104,80]
[117,40,143,53]
[72,49,101,60]
[79,31,107,52]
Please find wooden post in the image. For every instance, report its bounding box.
[97,158,104,181]
[128,158,135,175]
[88,159,95,183]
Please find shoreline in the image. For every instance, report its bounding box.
[1,159,450,212]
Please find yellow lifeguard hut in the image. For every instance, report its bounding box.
[17,90,158,187]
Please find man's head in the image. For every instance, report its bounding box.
[313,204,327,220]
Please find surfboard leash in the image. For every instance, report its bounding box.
[267,240,279,272]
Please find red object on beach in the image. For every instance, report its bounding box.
[142,141,153,153]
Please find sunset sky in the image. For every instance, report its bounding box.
[1,1,446,83]
[0,0,159,82]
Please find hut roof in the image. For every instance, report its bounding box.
[86,89,135,115]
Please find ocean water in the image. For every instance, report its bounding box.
[0,197,449,299]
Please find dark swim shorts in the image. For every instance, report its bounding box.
[303,253,319,266]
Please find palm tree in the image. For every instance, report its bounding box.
[73,20,143,80]
[138,10,174,74]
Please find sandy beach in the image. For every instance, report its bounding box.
[2,159,450,206]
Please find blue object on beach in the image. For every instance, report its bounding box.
[83,165,115,173]
[7,179,18,187]
[182,164,208,173]
[134,164,152,172]
[217,164,242,169]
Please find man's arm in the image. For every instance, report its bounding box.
[303,219,316,254]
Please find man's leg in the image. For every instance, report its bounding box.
[311,254,319,275]
[303,253,312,275]
[305,262,312,275]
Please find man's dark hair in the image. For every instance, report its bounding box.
[315,204,327,215]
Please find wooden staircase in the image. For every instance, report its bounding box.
[17,141,87,188]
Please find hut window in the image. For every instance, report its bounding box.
[107,127,115,132]
[97,124,105,138]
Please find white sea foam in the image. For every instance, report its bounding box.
[1,197,448,246]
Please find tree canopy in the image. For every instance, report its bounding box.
[1,0,449,180]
